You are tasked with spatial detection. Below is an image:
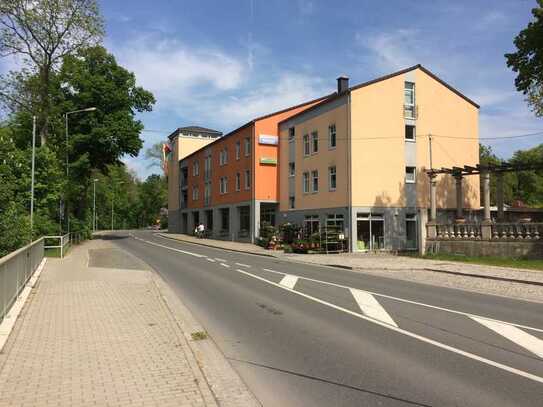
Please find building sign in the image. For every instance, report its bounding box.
[259,134,278,145]
[260,157,277,165]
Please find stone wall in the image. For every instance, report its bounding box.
[426,239,543,259]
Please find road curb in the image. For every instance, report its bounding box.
[157,233,278,258]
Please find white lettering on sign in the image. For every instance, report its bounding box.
[259,134,278,145]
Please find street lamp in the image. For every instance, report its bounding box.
[111,181,124,231]
[93,178,99,233]
[64,107,97,235]
[30,116,36,241]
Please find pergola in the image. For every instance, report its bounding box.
[426,163,543,239]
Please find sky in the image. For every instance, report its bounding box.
[3,0,543,179]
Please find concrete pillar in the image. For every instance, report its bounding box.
[213,207,222,238]
[455,175,464,220]
[251,201,261,243]
[496,173,504,221]
[229,205,236,241]
[482,171,491,221]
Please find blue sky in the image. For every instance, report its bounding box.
[4,1,543,179]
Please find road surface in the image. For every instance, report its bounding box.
[109,230,543,406]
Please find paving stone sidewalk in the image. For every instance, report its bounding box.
[0,238,258,407]
[161,232,543,303]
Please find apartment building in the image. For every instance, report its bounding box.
[167,126,223,232]
[168,97,326,242]
[278,65,480,251]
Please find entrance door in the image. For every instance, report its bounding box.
[356,213,384,251]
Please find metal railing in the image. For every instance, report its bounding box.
[0,238,44,323]
[44,233,70,258]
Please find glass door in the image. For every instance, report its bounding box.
[356,213,385,251]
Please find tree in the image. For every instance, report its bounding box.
[138,174,167,226]
[0,0,104,142]
[505,0,543,116]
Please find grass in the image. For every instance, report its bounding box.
[190,331,208,341]
[420,253,543,271]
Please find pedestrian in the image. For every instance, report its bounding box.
[197,222,205,238]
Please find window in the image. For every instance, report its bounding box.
[220,176,228,194]
[304,215,320,235]
[235,172,241,191]
[289,196,295,209]
[192,160,199,176]
[311,131,319,153]
[239,206,250,232]
[192,186,199,201]
[405,125,415,141]
[288,162,295,177]
[303,134,310,156]
[244,169,251,190]
[405,166,416,183]
[302,172,310,193]
[219,148,228,166]
[235,141,240,160]
[406,213,417,250]
[288,127,295,141]
[204,155,212,180]
[312,170,319,192]
[328,166,336,191]
[244,137,251,156]
[328,124,336,148]
[326,214,344,230]
[220,208,229,232]
[404,81,416,118]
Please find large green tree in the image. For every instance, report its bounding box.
[0,0,104,143]
[505,0,543,116]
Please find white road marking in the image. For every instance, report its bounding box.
[350,289,398,327]
[133,237,206,258]
[279,275,298,289]
[220,263,231,268]
[215,258,227,262]
[235,263,251,268]
[256,267,543,334]
[206,258,216,263]
[472,316,543,358]
[233,267,543,385]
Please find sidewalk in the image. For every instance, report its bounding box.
[160,232,543,303]
[0,238,258,407]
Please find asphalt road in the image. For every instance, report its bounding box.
[109,230,543,406]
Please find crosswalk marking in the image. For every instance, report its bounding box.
[279,275,298,289]
[471,316,543,358]
[350,289,398,327]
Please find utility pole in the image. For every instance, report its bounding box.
[30,116,36,242]
[93,179,99,233]
[428,133,433,170]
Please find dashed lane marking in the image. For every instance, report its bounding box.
[215,258,227,262]
[351,289,398,327]
[472,316,543,359]
[206,258,216,263]
[235,263,251,268]
[279,275,298,290]
[233,267,543,385]
[220,263,231,268]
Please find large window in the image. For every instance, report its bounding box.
[244,137,251,156]
[235,141,240,160]
[192,186,199,201]
[304,215,320,236]
[405,125,415,141]
[303,134,310,156]
[328,124,336,149]
[239,206,250,233]
[192,160,199,176]
[219,176,228,194]
[288,162,295,177]
[303,171,310,193]
[244,169,251,190]
[329,166,336,191]
[404,82,416,118]
[311,131,319,153]
[220,208,229,232]
[235,172,241,191]
[405,166,416,183]
[326,214,344,230]
[312,170,319,193]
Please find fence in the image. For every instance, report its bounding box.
[0,238,44,324]
[44,233,71,258]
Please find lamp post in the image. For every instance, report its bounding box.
[93,178,99,233]
[111,181,124,231]
[30,116,36,242]
[65,107,97,235]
